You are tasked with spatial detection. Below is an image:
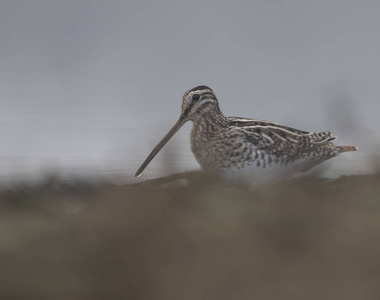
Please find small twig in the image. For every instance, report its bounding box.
[127,170,205,187]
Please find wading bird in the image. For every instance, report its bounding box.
[135,85,357,182]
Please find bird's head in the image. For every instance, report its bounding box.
[180,85,219,121]
[135,85,220,177]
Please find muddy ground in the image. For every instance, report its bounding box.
[1,173,380,299]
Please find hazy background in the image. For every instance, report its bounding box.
[1,0,380,184]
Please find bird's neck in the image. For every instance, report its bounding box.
[192,106,229,129]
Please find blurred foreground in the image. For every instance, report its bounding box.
[1,173,380,299]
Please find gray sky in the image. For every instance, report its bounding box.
[1,0,379,182]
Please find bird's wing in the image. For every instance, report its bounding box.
[227,117,335,157]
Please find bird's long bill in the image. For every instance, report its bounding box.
[135,115,187,177]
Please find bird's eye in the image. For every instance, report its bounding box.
[192,94,200,101]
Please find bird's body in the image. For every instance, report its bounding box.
[135,85,357,182]
[190,114,354,181]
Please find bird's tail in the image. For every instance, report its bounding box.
[337,145,358,153]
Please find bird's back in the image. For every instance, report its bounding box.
[190,116,357,180]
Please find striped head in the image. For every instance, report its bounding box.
[135,85,219,177]
[181,85,219,121]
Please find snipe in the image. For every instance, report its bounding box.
[135,85,357,181]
